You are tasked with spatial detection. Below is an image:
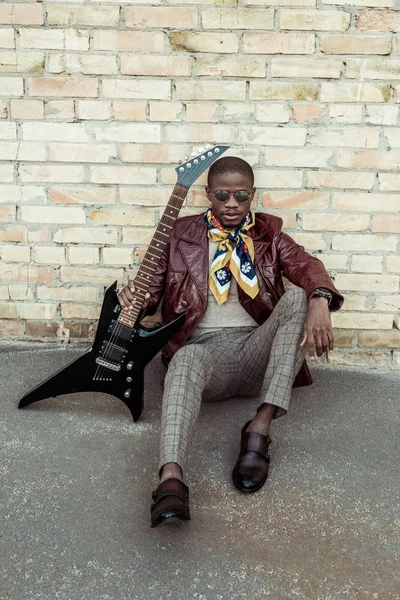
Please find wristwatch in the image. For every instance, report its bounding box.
[311,287,333,305]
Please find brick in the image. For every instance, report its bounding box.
[378,174,400,191]
[308,128,379,148]
[93,31,165,53]
[0,29,14,49]
[45,100,75,120]
[0,100,6,118]
[175,80,246,101]
[334,192,400,213]
[126,7,197,28]
[0,319,25,335]
[76,101,112,121]
[49,143,116,164]
[329,105,363,123]
[238,126,306,146]
[293,104,325,123]
[264,148,332,168]
[186,103,219,122]
[48,5,119,26]
[280,9,349,31]
[321,0,391,8]
[0,50,44,73]
[120,145,184,165]
[34,246,65,265]
[89,166,156,185]
[111,103,146,124]
[53,227,117,245]
[0,143,16,160]
[372,215,400,233]
[332,312,393,330]
[50,186,116,206]
[256,104,291,123]
[393,85,400,103]
[197,57,265,78]
[121,55,191,77]
[337,150,400,172]
[335,273,398,292]
[319,254,348,271]
[122,228,155,245]
[0,165,13,183]
[356,10,400,31]
[250,81,318,101]
[243,33,314,54]
[347,58,400,80]
[243,0,315,4]
[263,211,297,229]
[120,188,171,206]
[10,99,43,120]
[0,225,27,243]
[61,304,101,320]
[102,79,170,100]
[19,164,85,184]
[170,32,238,54]
[365,105,398,125]
[290,232,326,250]
[320,34,391,55]
[263,191,329,209]
[321,82,389,103]
[329,351,391,367]
[303,213,370,232]
[254,169,302,189]
[332,330,354,347]
[374,296,400,312]
[332,234,397,252]
[161,167,207,186]
[68,247,100,266]
[149,102,183,122]
[0,3,43,25]
[359,331,400,348]
[0,122,16,139]
[27,227,49,244]
[48,54,118,76]
[271,57,341,79]
[0,76,23,96]
[28,77,98,98]
[164,123,234,143]
[202,8,274,29]
[26,321,59,338]
[103,248,133,265]
[0,205,15,222]
[307,171,375,190]
[93,123,160,143]
[21,205,85,225]
[0,245,30,263]
[341,294,368,310]
[0,263,26,281]
[89,208,155,226]
[351,255,383,273]
[60,266,124,284]
[383,130,400,148]
[0,302,57,320]
[387,256,400,273]
[19,29,89,51]
[62,322,89,339]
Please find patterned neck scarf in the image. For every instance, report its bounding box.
[204,209,259,305]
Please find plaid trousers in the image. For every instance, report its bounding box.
[159,287,308,472]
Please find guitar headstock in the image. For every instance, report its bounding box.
[175,144,229,188]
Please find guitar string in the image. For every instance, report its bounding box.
[97,185,187,381]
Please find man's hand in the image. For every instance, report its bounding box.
[117,279,150,311]
[300,297,334,359]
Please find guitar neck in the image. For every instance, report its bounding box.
[117,183,188,328]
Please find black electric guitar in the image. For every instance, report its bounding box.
[18,144,229,421]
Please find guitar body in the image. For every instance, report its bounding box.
[18,282,186,421]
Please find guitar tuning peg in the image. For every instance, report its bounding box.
[178,160,182,164]
[197,147,203,154]
[205,144,211,150]
[190,150,197,157]
[184,156,189,161]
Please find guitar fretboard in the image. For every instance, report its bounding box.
[117,183,188,329]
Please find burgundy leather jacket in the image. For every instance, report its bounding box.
[146,212,344,387]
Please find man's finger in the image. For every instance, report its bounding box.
[300,324,307,347]
[307,330,315,359]
[314,332,324,357]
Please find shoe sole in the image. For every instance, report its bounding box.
[151,514,191,528]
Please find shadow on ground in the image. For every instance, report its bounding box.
[1,346,399,600]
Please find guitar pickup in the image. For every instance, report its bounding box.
[95,357,121,372]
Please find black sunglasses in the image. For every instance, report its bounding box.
[211,189,252,203]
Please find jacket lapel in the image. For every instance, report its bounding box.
[178,216,209,301]
[249,219,271,265]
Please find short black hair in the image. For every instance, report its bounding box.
[207,156,254,187]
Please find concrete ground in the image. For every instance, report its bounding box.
[0,344,399,600]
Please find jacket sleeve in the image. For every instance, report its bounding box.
[277,232,344,312]
[143,241,170,316]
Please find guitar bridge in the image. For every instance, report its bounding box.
[95,357,121,372]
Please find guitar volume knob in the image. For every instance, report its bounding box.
[126,361,134,370]
[124,389,131,399]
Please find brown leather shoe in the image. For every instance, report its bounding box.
[232,421,271,493]
[150,478,191,528]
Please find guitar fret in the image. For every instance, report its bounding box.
[154,230,169,239]
[161,214,176,223]
[140,264,156,275]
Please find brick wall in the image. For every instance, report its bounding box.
[0,0,399,368]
